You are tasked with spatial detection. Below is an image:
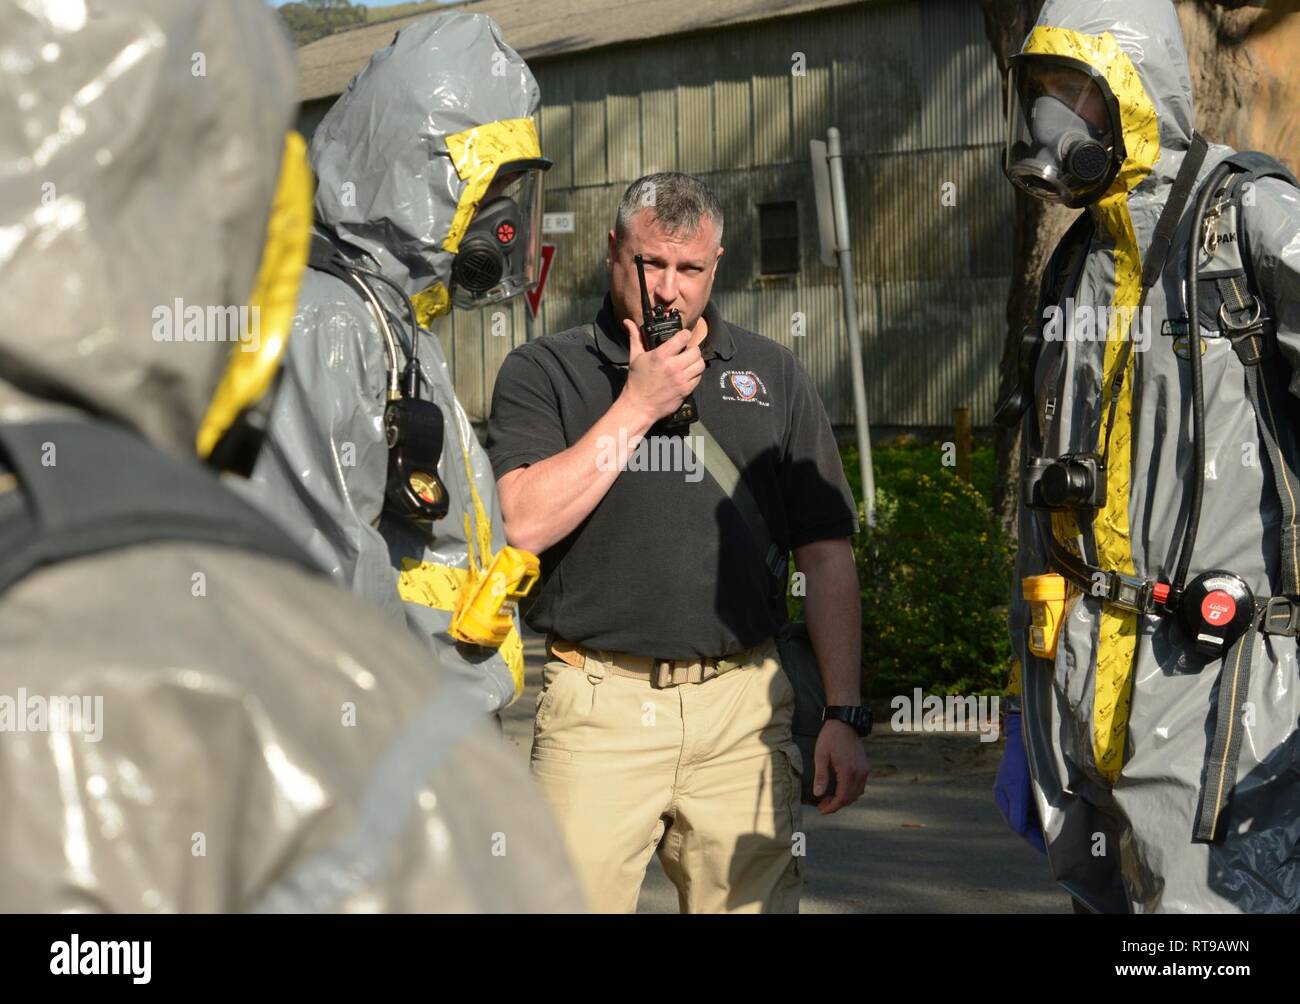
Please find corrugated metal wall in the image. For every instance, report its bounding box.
[429,0,1014,426]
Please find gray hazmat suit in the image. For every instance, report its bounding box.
[1010,0,1300,912]
[236,13,541,714]
[0,0,582,913]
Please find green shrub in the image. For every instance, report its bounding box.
[840,438,998,507]
[792,440,1012,699]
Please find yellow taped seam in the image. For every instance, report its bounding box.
[396,558,470,611]
[1023,25,1161,783]
[197,131,314,459]
[1022,28,1163,205]
[396,558,526,702]
[441,118,541,254]
[410,282,451,327]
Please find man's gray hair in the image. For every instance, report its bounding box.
[615,172,724,243]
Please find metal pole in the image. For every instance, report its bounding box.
[826,127,875,527]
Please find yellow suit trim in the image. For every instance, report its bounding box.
[1023,26,1162,782]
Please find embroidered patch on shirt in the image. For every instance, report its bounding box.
[720,369,769,406]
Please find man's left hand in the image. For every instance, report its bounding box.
[811,719,869,814]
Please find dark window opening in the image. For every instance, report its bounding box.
[758,201,799,276]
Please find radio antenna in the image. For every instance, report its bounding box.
[633,254,655,324]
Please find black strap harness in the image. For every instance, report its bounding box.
[1043,147,1299,605]
[1027,143,1300,843]
[307,230,450,524]
[0,419,321,599]
[1182,152,1300,842]
[1038,136,1208,611]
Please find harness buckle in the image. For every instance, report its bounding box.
[1200,205,1223,257]
[1219,298,1263,333]
[1107,572,1153,613]
[1262,596,1300,636]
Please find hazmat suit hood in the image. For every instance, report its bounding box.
[1037,0,1194,155]
[310,12,543,322]
[1023,0,1196,212]
[0,0,309,462]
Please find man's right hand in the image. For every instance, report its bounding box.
[621,318,705,423]
[497,320,703,556]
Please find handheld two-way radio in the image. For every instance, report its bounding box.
[347,264,450,525]
[633,254,698,432]
[383,362,450,525]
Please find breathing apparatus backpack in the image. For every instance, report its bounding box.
[996,140,1300,842]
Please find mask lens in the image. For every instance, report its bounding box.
[1004,58,1118,207]
[450,166,547,310]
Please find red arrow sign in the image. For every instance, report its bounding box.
[525,244,556,319]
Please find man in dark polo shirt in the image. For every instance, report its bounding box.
[486,171,868,913]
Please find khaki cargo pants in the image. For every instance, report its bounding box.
[530,635,803,913]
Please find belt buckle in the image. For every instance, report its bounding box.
[652,660,674,689]
[1263,596,1299,635]
[652,656,726,687]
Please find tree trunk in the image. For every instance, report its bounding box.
[976,0,1075,539]
[1178,0,1300,161]
[978,0,1300,540]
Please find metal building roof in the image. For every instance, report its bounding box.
[298,0,868,101]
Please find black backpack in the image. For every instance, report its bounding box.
[996,149,1300,429]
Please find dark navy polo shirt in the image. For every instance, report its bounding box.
[486,294,858,659]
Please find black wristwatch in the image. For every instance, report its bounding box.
[823,705,873,737]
